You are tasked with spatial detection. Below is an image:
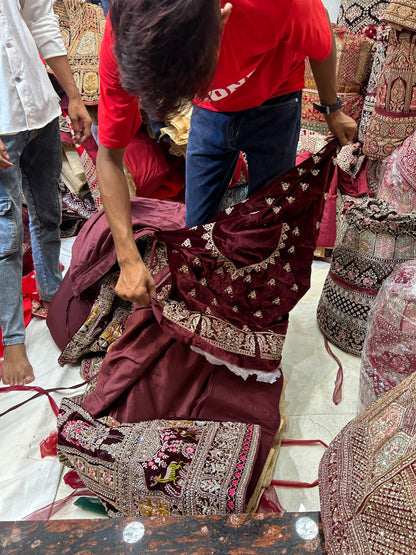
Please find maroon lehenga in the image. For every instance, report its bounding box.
[49,141,338,516]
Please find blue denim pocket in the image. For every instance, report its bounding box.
[0,198,19,255]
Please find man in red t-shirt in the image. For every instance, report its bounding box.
[97,0,357,306]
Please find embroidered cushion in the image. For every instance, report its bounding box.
[317,198,416,355]
[58,397,261,517]
[359,261,416,411]
[302,25,373,134]
[319,370,416,554]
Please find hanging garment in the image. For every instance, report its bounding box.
[319,369,416,554]
[51,0,105,105]
[358,25,391,143]
[317,198,416,355]
[363,5,416,160]
[359,261,416,411]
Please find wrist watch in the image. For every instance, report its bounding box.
[312,95,342,114]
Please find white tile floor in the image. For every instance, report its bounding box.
[0,241,361,520]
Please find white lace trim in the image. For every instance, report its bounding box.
[190,346,281,384]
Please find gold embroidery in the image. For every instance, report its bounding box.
[201,222,289,280]
[161,300,285,360]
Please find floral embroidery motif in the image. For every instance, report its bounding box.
[58,398,261,517]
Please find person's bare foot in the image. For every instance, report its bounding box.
[2,344,35,386]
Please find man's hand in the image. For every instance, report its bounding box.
[116,258,157,306]
[0,139,13,169]
[67,98,92,145]
[324,110,358,147]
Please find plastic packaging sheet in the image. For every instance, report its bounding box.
[359,260,416,412]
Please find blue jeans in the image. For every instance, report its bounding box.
[0,118,63,346]
[101,0,110,17]
[185,91,302,227]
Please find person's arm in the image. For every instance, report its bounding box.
[308,11,358,146]
[46,55,92,145]
[96,144,156,306]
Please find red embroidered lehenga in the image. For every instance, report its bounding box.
[48,141,338,516]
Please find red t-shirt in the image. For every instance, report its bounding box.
[98,0,332,149]
[98,19,143,149]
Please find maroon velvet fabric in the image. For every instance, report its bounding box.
[49,141,338,502]
[81,305,283,501]
[152,141,338,370]
[47,197,186,350]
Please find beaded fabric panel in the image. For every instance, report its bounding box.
[58,272,133,366]
[337,0,390,33]
[304,25,374,94]
[317,198,416,355]
[383,0,416,32]
[57,397,260,517]
[358,25,391,143]
[359,261,416,411]
[363,28,416,161]
[52,0,105,105]
[319,370,416,554]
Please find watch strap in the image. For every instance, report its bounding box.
[312,96,342,114]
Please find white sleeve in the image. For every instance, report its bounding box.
[20,0,67,60]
